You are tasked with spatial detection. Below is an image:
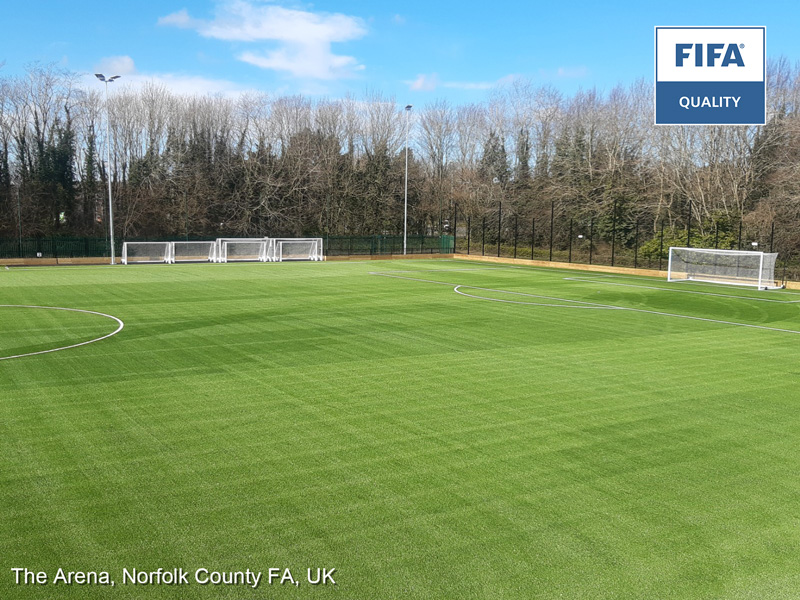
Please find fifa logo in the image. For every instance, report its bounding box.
[675,43,745,67]
[655,27,765,125]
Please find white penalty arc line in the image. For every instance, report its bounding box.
[0,305,124,361]
[453,285,622,309]
[371,271,800,336]
[456,285,800,335]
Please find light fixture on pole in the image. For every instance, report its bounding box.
[95,73,120,264]
[403,104,412,255]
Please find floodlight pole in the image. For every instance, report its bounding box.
[403,104,412,255]
[95,73,120,265]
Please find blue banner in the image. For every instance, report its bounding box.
[655,81,765,125]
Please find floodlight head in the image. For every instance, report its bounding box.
[405,104,412,111]
[95,73,106,82]
[109,75,121,82]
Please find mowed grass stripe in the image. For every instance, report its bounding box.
[2,260,800,599]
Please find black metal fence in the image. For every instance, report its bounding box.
[451,201,795,281]
[2,211,795,282]
[0,235,455,260]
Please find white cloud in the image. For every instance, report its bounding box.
[87,56,249,98]
[159,1,367,80]
[556,66,588,78]
[95,55,137,76]
[408,73,518,92]
[538,66,589,80]
[443,81,493,90]
[409,73,440,91]
[392,14,406,25]
[156,9,202,29]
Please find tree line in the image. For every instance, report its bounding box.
[1,61,800,255]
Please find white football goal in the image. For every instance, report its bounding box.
[267,238,324,262]
[218,240,268,263]
[122,242,174,264]
[172,241,217,263]
[121,236,324,265]
[214,238,269,263]
[667,247,781,290]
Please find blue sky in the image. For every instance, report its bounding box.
[3,0,799,102]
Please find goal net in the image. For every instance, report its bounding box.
[215,238,268,263]
[219,240,268,262]
[172,241,217,263]
[122,242,174,264]
[268,238,324,262]
[667,247,781,289]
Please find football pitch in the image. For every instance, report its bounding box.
[2,258,800,599]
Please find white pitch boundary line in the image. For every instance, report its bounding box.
[563,276,800,304]
[371,272,800,336]
[0,305,124,361]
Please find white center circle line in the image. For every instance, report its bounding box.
[0,305,124,361]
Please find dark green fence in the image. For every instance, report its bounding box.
[324,235,452,256]
[0,237,115,259]
[0,235,456,260]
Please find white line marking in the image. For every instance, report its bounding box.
[454,286,621,309]
[563,276,800,303]
[369,272,456,286]
[0,305,124,361]
[371,272,800,336]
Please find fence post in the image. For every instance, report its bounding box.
[531,218,535,261]
[467,216,471,255]
[497,202,502,257]
[453,204,458,254]
[611,198,617,267]
[770,222,775,253]
[659,220,665,271]
[513,215,518,259]
[482,217,486,256]
[634,220,639,268]
[568,218,573,263]
[549,201,554,262]
[589,218,594,265]
[738,219,743,250]
[687,199,692,247]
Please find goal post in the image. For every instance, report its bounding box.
[268,238,324,262]
[172,241,217,263]
[122,242,174,264]
[667,247,781,289]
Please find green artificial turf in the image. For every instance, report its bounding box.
[2,259,800,599]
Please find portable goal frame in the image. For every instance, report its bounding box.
[267,238,324,262]
[218,240,269,263]
[667,247,782,290]
[122,242,174,264]
[172,241,217,263]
